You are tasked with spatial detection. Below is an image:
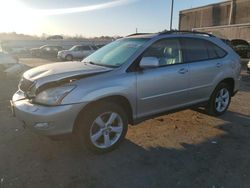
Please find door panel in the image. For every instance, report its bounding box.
[136,64,189,118]
[188,59,221,102]
[136,38,191,118]
[181,37,227,103]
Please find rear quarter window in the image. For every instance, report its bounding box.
[214,44,227,58]
[182,38,227,62]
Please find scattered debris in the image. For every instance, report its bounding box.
[156,118,164,122]
[211,141,217,144]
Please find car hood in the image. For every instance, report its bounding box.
[59,50,70,53]
[23,61,113,88]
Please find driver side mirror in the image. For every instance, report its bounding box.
[139,57,160,69]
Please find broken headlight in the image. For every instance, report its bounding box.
[34,85,76,105]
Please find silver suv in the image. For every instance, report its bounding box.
[57,45,96,61]
[11,31,241,153]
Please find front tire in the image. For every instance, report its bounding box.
[206,83,231,116]
[65,54,73,61]
[77,102,128,153]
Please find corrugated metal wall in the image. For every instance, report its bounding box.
[179,0,250,40]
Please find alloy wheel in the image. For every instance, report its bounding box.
[89,112,123,149]
[215,88,230,112]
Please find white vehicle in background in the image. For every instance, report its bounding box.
[57,45,97,61]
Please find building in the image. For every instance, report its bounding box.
[179,0,250,41]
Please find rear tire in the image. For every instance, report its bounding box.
[77,102,128,153]
[206,83,231,116]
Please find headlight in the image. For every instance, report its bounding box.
[26,84,37,98]
[34,85,76,105]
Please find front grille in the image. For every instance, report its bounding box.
[18,77,33,92]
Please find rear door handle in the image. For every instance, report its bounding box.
[178,68,188,74]
[216,62,222,68]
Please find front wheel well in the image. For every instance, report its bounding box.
[73,95,133,133]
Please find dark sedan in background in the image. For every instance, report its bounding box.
[30,45,63,58]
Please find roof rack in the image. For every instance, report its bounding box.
[126,33,153,37]
[158,30,215,37]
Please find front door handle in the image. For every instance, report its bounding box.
[178,68,188,74]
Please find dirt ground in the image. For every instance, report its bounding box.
[0,59,250,188]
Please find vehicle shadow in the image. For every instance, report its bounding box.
[3,110,250,188]
[193,106,250,126]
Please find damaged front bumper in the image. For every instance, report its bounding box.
[11,92,86,136]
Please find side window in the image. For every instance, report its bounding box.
[206,42,218,59]
[74,47,80,51]
[142,39,183,66]
[182,38,209,62]
[81,46,91,51]
[206,41,227,59]
[214,44,227,58]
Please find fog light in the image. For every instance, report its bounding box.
[34,122,50,129]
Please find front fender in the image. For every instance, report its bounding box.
[62,84,134,104]
[80,86,129,102]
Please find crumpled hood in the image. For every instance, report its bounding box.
[23,61,113,87]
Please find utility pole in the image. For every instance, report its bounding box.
[229,0,236,25]
[170,0,174,30]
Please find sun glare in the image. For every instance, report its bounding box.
[0,0,138,36]
[0,0,44,34]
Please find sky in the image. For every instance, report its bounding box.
[0,0,223,37]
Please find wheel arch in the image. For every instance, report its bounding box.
[73,95,134,133]
[209,77,235,101]
[218,78,235,94]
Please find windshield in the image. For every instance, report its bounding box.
[69,45,80,51]
[82,38,149,67]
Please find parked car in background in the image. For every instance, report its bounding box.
[57,45,96,61]
[231,39,250,58]
[30,45,63,58]
[11,31,241,153]
[47,35,63,40]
